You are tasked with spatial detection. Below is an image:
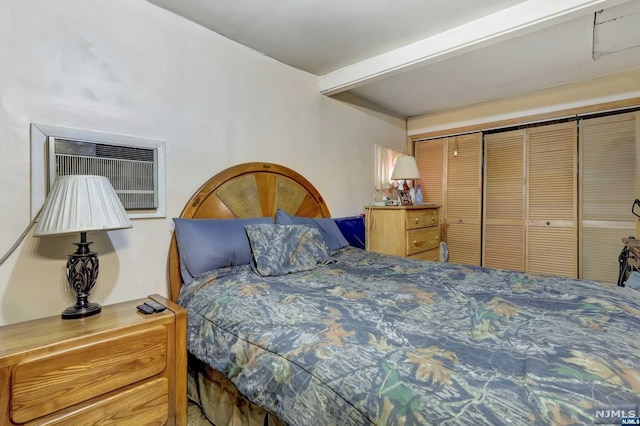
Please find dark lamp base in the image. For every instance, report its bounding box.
[63,232,102,320]
[61,302,102,319]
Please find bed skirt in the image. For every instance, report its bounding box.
[187,354,284,426]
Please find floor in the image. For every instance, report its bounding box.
[187,401,214,426]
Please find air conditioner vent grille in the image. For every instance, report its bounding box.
[53,139,158,210]
[95,143,155,162]
[55,139,155,162]
[32,123,166,219]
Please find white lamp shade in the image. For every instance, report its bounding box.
[34,175,132,236]
[391,156,421,180]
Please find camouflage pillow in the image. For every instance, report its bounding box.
[245,224,333,276]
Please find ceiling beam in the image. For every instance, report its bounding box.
[319,0,632,95]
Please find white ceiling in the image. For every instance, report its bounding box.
[146,0,640,118]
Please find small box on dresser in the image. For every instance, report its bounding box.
[0,295,187,426]
[366,205,441,260]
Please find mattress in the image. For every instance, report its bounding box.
[178,247,640,425]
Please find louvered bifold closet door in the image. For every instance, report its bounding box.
[580,112,636,282]
[527,122,577,278]
[445,133,482,265]
[483,130,526,271]
[415,138,445,206]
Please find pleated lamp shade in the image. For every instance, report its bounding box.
[34,175,132,236]
[391,156,421,180]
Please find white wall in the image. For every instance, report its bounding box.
[0,0,406,325]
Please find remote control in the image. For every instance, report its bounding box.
[137,304,154,315]
[144,300,166,312]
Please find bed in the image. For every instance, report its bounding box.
[169,162,640,426]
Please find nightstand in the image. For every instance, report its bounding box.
[366,205,441,260]
[0,295,187,425]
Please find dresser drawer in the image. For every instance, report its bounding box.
[409,247,439,261]
[365,206,441,259]
[406,227,440,255]
[11,326,168,423]
[406,208,439,230]
[43,378,169,425]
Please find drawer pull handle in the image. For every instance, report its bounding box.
[546,221,551,225]
[431,216,435,221]
[458,219,463,223]
[436,236,440,241]
[414,218,419,223]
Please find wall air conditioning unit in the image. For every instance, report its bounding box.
[31,124,166,219]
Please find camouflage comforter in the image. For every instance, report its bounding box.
[178,247,640,425]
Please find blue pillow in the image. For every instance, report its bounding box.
[245,224,333,276]
[334,216,365,249]
[173,217,272,283]
[275,209,349,252]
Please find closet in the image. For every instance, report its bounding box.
[579,112,637,282]
[414,133,482,266]
[415,139,444,208]
[483,122,577,277]
[445,133,482,266]
[414,109,639,281]
[483,130,526,271]
[527,122,577,277]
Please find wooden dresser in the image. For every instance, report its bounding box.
[0,295,187,425]
[366,205,441,260]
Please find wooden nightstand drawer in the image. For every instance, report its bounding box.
[42,378,169,425]
[409,247,439,261]
[406,227,440,255]
[11,326,168,423]
[0,296,187,426]
[406,208,438,230]
[366,206,441,258]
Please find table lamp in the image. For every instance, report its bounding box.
[391,156,421,190]
[34,175,132,319]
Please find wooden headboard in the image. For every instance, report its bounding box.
[168,162,331,301]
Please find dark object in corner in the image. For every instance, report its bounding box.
[632,199,640,218]
[137,304,155,314]
[334,216,365,249]
[618,236,640,287]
